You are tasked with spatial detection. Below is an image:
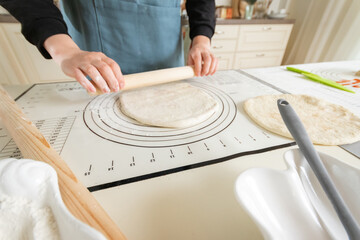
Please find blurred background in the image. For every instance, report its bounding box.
[0,0,359,85]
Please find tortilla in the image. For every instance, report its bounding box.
[243,94,360,145]
[119,82,218,128]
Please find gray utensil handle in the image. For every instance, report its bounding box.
[277,99,360,240]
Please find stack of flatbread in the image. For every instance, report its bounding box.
[243,94,360,145]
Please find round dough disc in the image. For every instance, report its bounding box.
[243,94,360,145]
[119,82,218,128]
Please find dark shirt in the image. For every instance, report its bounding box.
[0,0,215,59]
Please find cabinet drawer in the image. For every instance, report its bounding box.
[237,24,293,51]
[214,53,234,70]
[211,39,237,53]
[233,51,284,69]
[213,25,239,40]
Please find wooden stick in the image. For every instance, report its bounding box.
[0,85,127,240]
[90,66,196,95]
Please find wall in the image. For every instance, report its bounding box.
[283,0,360,64]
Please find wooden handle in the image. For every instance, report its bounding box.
[90,66,195,95]
[0,85,127,240]
[124,65,195,90]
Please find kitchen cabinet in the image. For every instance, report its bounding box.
[0,23,72,85]
[211,21,293,70]
[210,25,238,70]
[234,50,285,69]
[216,53,234,70]
[236,24,292,51]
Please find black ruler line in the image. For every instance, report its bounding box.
[87,142,296,192]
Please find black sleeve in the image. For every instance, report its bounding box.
[0,0,68,59]
[185,0,216,40]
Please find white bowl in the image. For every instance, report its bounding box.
[0,158,106,240]
[267,13,287,19]
[235,149,360,240]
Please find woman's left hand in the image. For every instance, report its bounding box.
[187,35,218,77]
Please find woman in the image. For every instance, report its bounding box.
[1,0,217,93]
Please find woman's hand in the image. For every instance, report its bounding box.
[44,34,124,93]
[187,35,218,77]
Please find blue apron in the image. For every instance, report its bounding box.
[60,0,184,74]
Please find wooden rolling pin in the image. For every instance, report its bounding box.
[0,85,127,240]
[91,66,196,95]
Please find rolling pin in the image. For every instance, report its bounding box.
[0,85,127,240]
[90,66,196,95]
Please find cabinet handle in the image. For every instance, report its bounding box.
[256,53,265,57]
[215,30,224,34]
[212,46,223,49]
[263,26,272,31]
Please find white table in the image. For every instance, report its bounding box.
[4,62,360,240]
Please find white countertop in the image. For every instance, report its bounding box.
[92,145,359,240]
[3,66,360,240]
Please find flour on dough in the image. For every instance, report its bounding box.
[119,82,218,128]
[243,94,360,145]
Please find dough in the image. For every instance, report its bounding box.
[243,94,360,145]
[119,82,218,128]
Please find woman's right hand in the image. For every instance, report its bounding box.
[44,34,124,93]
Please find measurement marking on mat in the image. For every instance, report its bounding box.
[234,137,242,144]
[108,160,114,171]
[170,149,175,158]
[150,153,156,162]
[262,131,271,138]
[187,146,193,155]
[204,143,210,151]
[85,164,92,176]
[130,157,135,167]
[249,134,256,141]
